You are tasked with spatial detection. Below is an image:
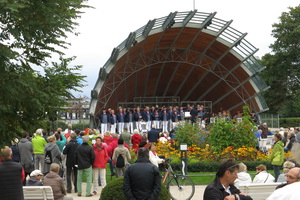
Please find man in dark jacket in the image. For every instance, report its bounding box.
[123,148,161,200]
[147,125,160,143]
[63,133,79,193]
[203,159,252,200]
[190,105,198,124]
[0,146,24,200]
[75,135,95,197]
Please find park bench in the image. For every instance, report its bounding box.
[239,182,283,200]
[23,186,54,200]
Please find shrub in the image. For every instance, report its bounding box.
[170,159,272,172]
[100,177,171,200]
[207,106,257,153]
[174,122,207,148]
[280,117,300,127]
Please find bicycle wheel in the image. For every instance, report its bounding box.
[167,175,195,200]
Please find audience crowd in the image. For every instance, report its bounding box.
[1,104,300,200]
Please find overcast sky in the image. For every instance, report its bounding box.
[63,0,299,98]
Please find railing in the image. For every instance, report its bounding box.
[259,113,280,128]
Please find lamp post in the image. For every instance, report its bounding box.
[180,143,188,175]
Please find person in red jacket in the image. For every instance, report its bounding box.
[92,137,109,195]
[131,129,142,154]
[103,132,113,145]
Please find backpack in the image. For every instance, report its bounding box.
[44,150,52,164]
[116,154,125,168]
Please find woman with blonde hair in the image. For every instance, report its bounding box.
[234,162,252,188]
[43,135,61,175]
[277,161,295,182]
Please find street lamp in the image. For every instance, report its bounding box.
[180,143,188,175]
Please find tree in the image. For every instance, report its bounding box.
[260,5,300,114]
[0,0,89,147]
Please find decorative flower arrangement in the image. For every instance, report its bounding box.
[155,141,290,162]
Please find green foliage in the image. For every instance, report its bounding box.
[0,0,89,147]
[174,122,206,148]
[170,159,272,172]
[278,100,300,117]
[100,177,171,200]
[260,5,300,114]
[279,117,300,128]
[207,106,257,153]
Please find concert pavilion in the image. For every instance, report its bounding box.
[89,10,268,124]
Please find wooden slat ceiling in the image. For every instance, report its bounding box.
[95,27,261,115]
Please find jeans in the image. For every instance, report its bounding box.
[273,165,281,182]
[108,158,115,175]
[77,166,92,196]
[66,166,78,192]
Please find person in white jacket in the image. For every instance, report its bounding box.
[267,181,300,200]
[146,143,164,168]
[234,162,252,188]
[253,164,275,183]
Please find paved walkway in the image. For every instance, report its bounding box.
[70,183,206,200]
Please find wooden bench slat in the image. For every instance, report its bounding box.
[23,186,54,200]
[239,182,283,200]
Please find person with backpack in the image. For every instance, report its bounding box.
[43,135,61,175]
[112,139,131,177]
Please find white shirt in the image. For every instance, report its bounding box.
[267,181,300,200]
[149,151,163,167]
[234,172,252,188]
[253,171,275,183]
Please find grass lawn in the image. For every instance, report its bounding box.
[104,165,265,185]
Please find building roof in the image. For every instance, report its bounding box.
[90,10,268,117]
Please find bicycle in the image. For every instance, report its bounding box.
[161,158,195,200]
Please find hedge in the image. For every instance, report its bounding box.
[279,117,300,128]
[100,177,171,200]
[170,160,272,172]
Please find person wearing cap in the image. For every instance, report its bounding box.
[27,170,43,186]
[204,159,252,200]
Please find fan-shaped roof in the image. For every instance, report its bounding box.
[90,10,268,119]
